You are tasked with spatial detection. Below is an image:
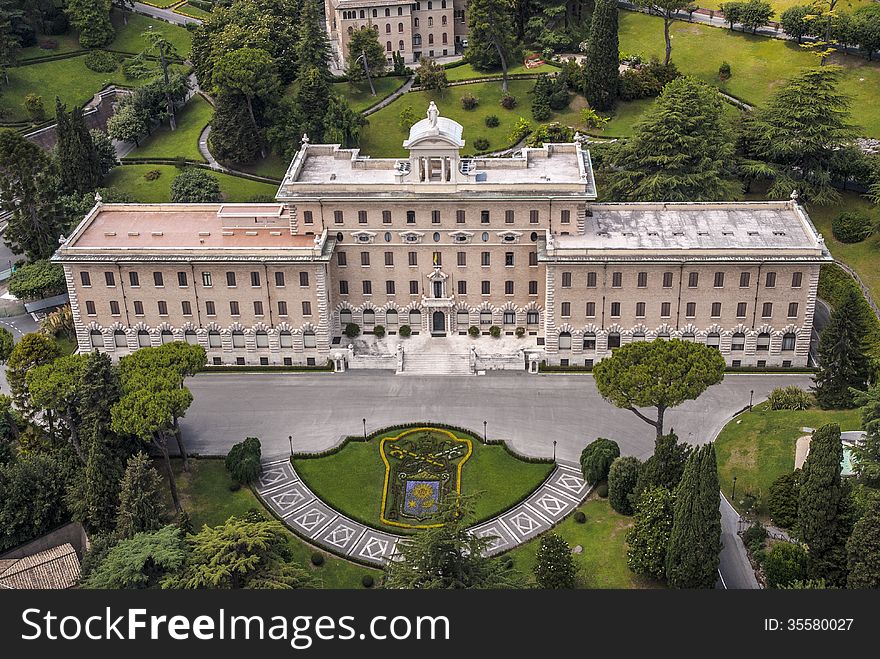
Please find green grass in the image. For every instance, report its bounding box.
[715,402,862,512]
[109,9,193,58]
[699,0,872,12]
[169,459,379,589]
[292,428,554,534]
[232,153,288,181]
[53,334,78,356]
[141,0,184,8]
[332,76,407,113]
[174,3,214,19]
[619,9,880,137]
[103,165,279,203]
[19,33,84,60]
[444,61,559,82]
[508,497,662,588]
[125,94,213,162]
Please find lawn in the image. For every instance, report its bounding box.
[509,497,662,588]
[332,76,408,113]
[124,94,213,161]
[714,402,862,513]
[169,459,379,589]
[232,152,289,181]
[293,427,554,534]
[698,0,872,13]
[444,61,560,82]
[619,9,880,137]
[103,165,280,202]
[175,2,214,20]
[358,78,588,156]
[109,9,193,57]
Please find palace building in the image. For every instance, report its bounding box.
[324,0,468,66]
[54,104,831,372]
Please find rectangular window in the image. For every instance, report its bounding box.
[457,251,466,266]
[433,251,442,266]
[561,209,570,224]
[686,302,696,317]
[275,272,285,287]
[154,272,164,287]
[80,272,91,287]
[529,252,538,267]
[408,252,417,266]
[505,210,514,224]
[229,301,239,316]
[458,280,467,295]
[587,272,597,288]
[358,210,367,224]
[586,302,596,317]
[662,272,673,288]
[610,302,620,317]
[529,210,539,224]
[129,272,139,287]
[105,271,115,287]
[299,271,309,287]
[740,272,750,288]
[337,252,347,267]
[178,271,188,287]
[303,210,313,224]
[736,302,747,318]
[661,302,671,317]
[410,280,419,295]
[133,300,144,316]
[481,281,490,295]
[505,280,514,295]
[456,210,465,224]
[158,301,168,316]
[302,301,312,316]
[205,301,215,316]
[762,302,773,317]
[278,301,288,316]
[110,300,120,316]
[202,272,212,287]
[561,302,571,317]
[529,281,538,295]
[226,272,236,287]
[688,272,699,288]
[339,280,349,294]
[386,280,396,295]
[250,271,261,287]
[505,252,514,267]
[362,280,372,295]
[562,272,572,288]
[637,272,648,288]
[714,272,724,288]
[382,210,391,224]
[334,210,343,224]
[791,272,803,288]
[481,252,490,266]
[788,302,799,317]
[636,302,646,317]
[431,210,440,224]
[385,251,394,266]
[360,251,370,266]
[254,301,264,316]
[86,301,96,315]
[406,210,415,224]
[612,272,622,288]
[711,302,721,317]
[765,272,777,288]
[481,210,490,224]
[181,301,192,316]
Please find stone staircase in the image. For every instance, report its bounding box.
[398,351,472,375]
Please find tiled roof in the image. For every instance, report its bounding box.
[0,543,80,589]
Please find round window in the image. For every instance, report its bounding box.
[433,232,440,242]
[384,231,392,242]
[336,232,343,242]
[482,232,489,242]
[530,232,538,242]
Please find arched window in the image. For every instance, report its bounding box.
[681,332,695,342]
[607,332,621,349]
[442,32,447,44]
[161,330,173,344]
[657,331,670,340]
[114,329,126,347]
[414,17,419,27]
[138,330,151,347]
[363,309,376,325]
[441,0,446,7]
[359,10,365,18]
[340,309,353,325]
[386,309,399,325]
[256,330,269,348]
[409,309,422,326]
[558,331,572,350]
[706,332,720,349]
[208,330,221,348]
[398,6,403,15]
[428,33,433,45]
[756,332,771,351]
[480,310,492,325]
[347,26,353,35]
[399,40,405,51]
[526,310,539,325]
[372,9,377,17]
[91,330,103,348]
[782,332,796,351]
[385,8,390,16]
[456,310,469,327]
[398,22,403,32]
[414,33,421,45]
[442,15,447,25]
[386,23,391,33]
[632,331,646,342]
[583,332,596,350]
[731,332,745,351]
[428,16,433,26]
[503,311,515,325]
[280,331,293,348]
[232,330,245,348]
[386,40,392,51]
[303,330,317,348]
[184,329,198,345]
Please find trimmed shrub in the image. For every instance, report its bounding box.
[718,61,731,80]
[373,325,386,338]
[84,50,119,73]
[768,470,800,529]
[225,436,262,484]
[515,326,525,338]
[468,325,480,338]
[499,94,517,109]
[573,510,587,523]
[485,114,500,127]
[618,59,680,101]
[144,169,161,181]
[228,481,241,492]
[608,456,642,515]
[170,169,221,203]
[398,324,412,338]
[596,483,609,498]
[461,93,479,110]
[24,94,45,122]
[489,325,501,338]
[361,574,374,588]
[532,101,552,121]
[473,137,490,151]
[310,552,325,567]
[832,211,875,244]
[768,386,811,411]
[344,323,360,339]
[580,438,621,484]
[762,542,808,588]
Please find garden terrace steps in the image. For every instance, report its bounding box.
[398,351,472,375]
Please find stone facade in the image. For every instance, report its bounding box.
[54,107,831,370]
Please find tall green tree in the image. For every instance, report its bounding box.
[209,92,262,162]
[606,76,738,201]
[169,168,222,203]
[6,332,61,421]
[593,338,726,440]
[126,30,184,131]
[27,353,89,460]
[295,0,331,78]
[466,0,518,92]
[608,456,642,515]
[635,431,692,497]
[66,0,114,49]
[813,287,872,409]
[846,499,880,588]
[85,525,188,589]
[798,423,854,587]
[626,485,675,579]
[780,5,819,43]
[0,453,71,552]
[0,327,13,364]
[0,0,23,85]
[583,0,619,111]
[384,496,528,589]
[853,5,880,61]
[533,533,577,588]
[635,0,692,65]
[345,25,387,84]
[322,95,366,148]
[853,385,880,487]
[665,444,722,588]
[293,66,331,142]
[115,452,165,540]
[54,99,102,196]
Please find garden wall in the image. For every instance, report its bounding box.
[24,86,131,152]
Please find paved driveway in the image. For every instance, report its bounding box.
[180,371,813,461]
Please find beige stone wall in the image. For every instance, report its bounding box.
[412,4,455,59]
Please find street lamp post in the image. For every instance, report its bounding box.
[553,440,557,462]
[732,475,737,500]
[363,418,367,441]
[288,435,293,457]
[749,390,754,411]
[483,420,487,443]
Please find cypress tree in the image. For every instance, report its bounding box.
[814,287,872,409]
[665,444,722,588]
[533,533,577,588]
[798,423,854,587]
[55,99,102,195]
[626,485,675,579]
[846,499,880,589]
[295,0,331,78]
[294,67,332,143]
[115,452,165,540]
[208,93,262,163]
[583,0,619,111]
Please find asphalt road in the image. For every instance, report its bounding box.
[718,493,760,589]
[0,314,40,396]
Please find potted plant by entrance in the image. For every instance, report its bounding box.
[399,324,412,338]
[515,326,526,338]
[468,325,480,338]
[373,325,386,338]
[489,325,501,338]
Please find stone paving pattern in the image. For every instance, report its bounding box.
[254,458,588,566]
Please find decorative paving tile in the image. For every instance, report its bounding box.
[471,521,517,555]
[547,468,588,500]
[255,462,296,494]
[265,482,314,517]
[318,521,365,554]
[525,489,577,521]
[502,508,549,540]
[287,501,338,539]
[350,531,399,565]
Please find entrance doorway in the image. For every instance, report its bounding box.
[432,311,446,335]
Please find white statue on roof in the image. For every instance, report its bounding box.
[427,101,439,128]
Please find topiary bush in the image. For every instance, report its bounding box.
[718,61,731,80]
[225,436,262,484]
[485,114,500,127]
[608,456,642,515]
[23,94,45,122]
[832,211,875,244]
[344,323,360,339]
[532,101,552,121]
[461,93,479,110]
[372,324,386,338]
[310,552,325,567]
[500,94,517,109]
[361,574,374,588]
[228,481,241,492]
[398,324,412,338]
[768,470,800,529]
[573,510,587,523]
[84,50,119,73]
[768,386,811,410]
[170,168,221,203]
[468,325,480,338]
[473,137,490,151]
[489,325,501,338]
[580,438,621,485]
[596,483,609,498]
